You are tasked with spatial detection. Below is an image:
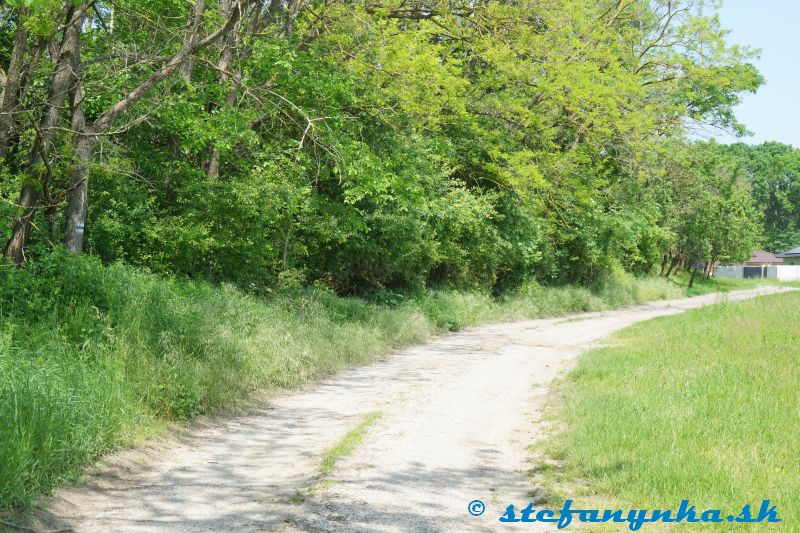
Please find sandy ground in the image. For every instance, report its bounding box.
[32,286,790,533]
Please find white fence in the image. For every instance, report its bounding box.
[715,266,743,278]
[714,264,800,281]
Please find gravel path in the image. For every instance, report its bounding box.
[33,287,790,532]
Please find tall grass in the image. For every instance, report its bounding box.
[538,291,800,531]
[0,251,759,513]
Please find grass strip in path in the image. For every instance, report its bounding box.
[320,412,383,476]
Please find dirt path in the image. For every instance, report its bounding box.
[34,287,790,532]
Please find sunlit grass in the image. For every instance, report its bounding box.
[538,291,800,531]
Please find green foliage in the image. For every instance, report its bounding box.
[1,0,768,292]
[640,141,763,275]
[725,142,800,253]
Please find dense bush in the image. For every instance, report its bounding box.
[0,252,431,511]
[0,251,700,512]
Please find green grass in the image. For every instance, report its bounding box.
[319,411,383,475]
[678,272,784,297]
[537,291,800,531]
[0,251,776,515]
[284,411,382,505]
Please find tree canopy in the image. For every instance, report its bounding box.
[0,0,780,292]
[723,142,800,253]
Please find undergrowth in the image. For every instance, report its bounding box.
[0,251,761,513]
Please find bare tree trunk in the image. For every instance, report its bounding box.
[282,0,302,37]
[0,38,48,179]
[181,0,206,80]
[265,0,283,29]
[659,254,668,276]
[64,42,92,254]
[0,8,29,158]
[205,0,239,179]
[246,0,267,36]
[18,38,47,106]
[5,185,38,264]
[4,3,86,264]
[703,260,715,280]
[63,136,92,253]
[45,210,58,244]
[281,226,292,271]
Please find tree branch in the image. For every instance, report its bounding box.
[91,0,251,133]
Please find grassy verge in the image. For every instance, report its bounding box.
[0,251,771,515]
[535,291,800,531]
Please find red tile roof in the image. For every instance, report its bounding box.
[743,250,783,265]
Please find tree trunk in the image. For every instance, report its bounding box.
[181,0,206,80]
[659,254,669,276]
[688,266,699,288]
[281,226,292,271]
[664,255,680,279]
[45,206,58,244]
[16,37,47,115]
[5,185,38,264]
[703,260,714,280]
[282,0,302,37]
[63,134,92,253]
[0,8,29,158]
[4,3,86,264]
[264,0,282,29]
[64,48,93,254]
[206,0,240,179]
[0,38,47,178]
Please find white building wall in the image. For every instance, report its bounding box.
[715,265,800,280]
[775,265,800,281]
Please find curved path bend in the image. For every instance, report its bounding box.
[34,286,790,532]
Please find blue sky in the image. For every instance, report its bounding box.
[715,0,800,147]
